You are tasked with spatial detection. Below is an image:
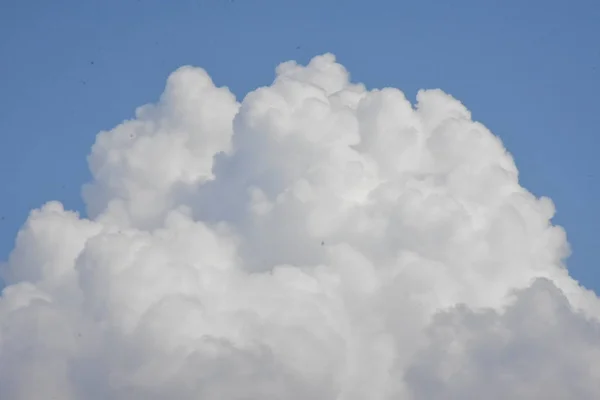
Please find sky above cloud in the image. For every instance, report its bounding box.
[1,54,599,399]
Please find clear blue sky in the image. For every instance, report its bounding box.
[1,0,598,293]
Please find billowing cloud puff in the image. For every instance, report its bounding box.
[1,53,599,399]
[405,278,600,399]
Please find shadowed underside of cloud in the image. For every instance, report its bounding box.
[1,53,599,399]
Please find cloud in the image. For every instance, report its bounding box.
[405,278,600,399]
[1,53,599,399]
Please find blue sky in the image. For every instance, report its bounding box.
[1,0,598,293]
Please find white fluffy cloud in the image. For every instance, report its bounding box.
[1,53,599,399]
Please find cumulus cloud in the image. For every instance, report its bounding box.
[405,278,600,399]
[1,53,599,399]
